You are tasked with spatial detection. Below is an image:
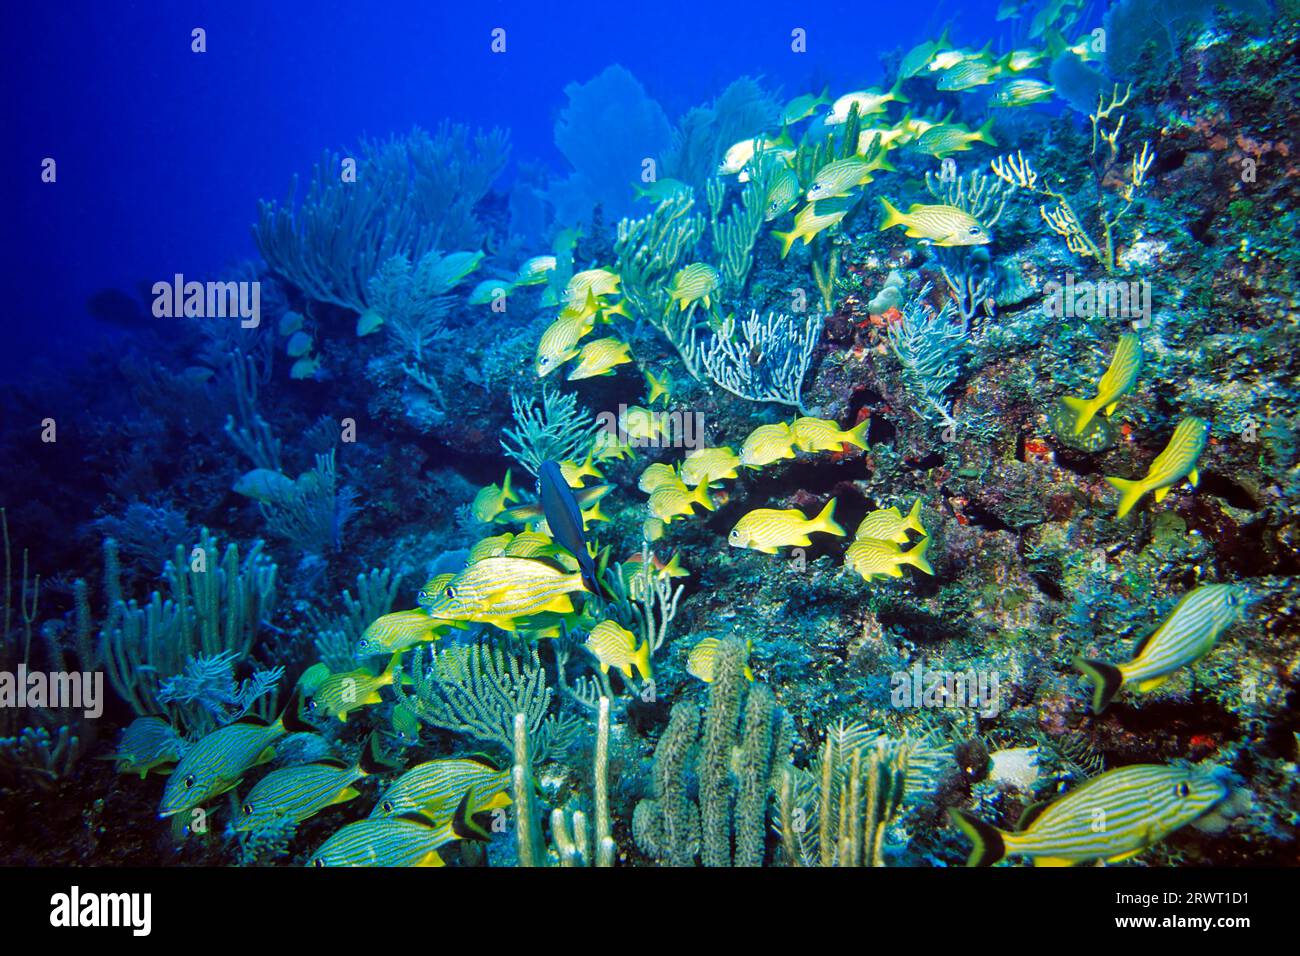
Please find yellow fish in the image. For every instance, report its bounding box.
[306,652,405,723]
[648,481,715,523]
[740,422,798,468]
[950,764,1229,867]
[1059,334,1143,435]
[471,470,519,524]
[558,452,603,487]
[845,537,933,581]
[729,499,845,554]
[421,556,589,629]
[644,367,673,406]
[1075,583,1247,713]
[773,196,856,258]
[564,268,621,304]
[825,82,908,124]
[354,610,439,658]
[687,637,755,683]
[585,620,652,680]
[372,755,511,821]
[680,446,742,486]
[620,405,669,442]
[668,263,720,311]
[638,462,684,494]
[514,255,557,286]
[535,313,594,377]
[854,500,926,544]
[568,337,632,380]
[109,716,187,779]
[879,198,992,246]
[1106,417,1208,518]
[791,417,870,453]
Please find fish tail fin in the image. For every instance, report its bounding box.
[996,51,1013,72]
[904,498,925,536]
[1044,27,1067,59]
[502,468,519,504]
[278,689,313,735]
[358,730,400,775]
[773,229,798,259]
[844,417,871,449]
[812,498,846,537]
[633,640,653,682]
[1104,475,1146,518]
[888,74,909,103]
[876,152,898,173]
[694,483,716,512]
[975,117,998,146]
[1074,656,1124,714]
[1060,395,1096,434]
[948,808,1006,866]
[451,789,493,843]
[878,197,907,231]
[906,535,934,575]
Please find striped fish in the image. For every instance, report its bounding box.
[109,716,188,779]
[648,481,714,523]
[1060,334,1143,435]
[564,268,621,304]
[371,756,511,821]
[740,422,798,468]
[513,255,556,286]
[585,620,652,680]
[729,500,845,554]
[680,446,741,486]
[420,555,588,630]
[791,416,870,453]
[1106,417,1209,518]
[309,808,485,867]
[950,763,1230,866]
[158,694,309,818]
[535,313,594,377]
[687,637,755,683]
[668,263,719,311]
[879,198,992,245]
[855,500,926,544]
[306,652,404,722]
[1075,583,1247,713]
[568,337,632,380]
[354,610,439,659]
[235,733,390,833]
[638,462,684,494]
[845,536,933,582]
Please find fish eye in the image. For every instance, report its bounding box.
[729,529,740,539]
[445,586,456,599]
[382,801,394,813]
[305,697,317,711]
[968,226,980,234]
[1177,782,1191,798]
[312,858,325,868]
[183,774,195,789]
[242,803,253,816]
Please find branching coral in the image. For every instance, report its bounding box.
[100,529,277,724]
[155,649,284,735]
[500,387,598,476]
[990,86,1155,274]
[258,451,355,559]
[887,283,969,431]
[255,124,508,312]
[307,568,403,672]
[393,641,582,766]
[703,310,823,413]
[774,721,912,867]
[614,194,709,378]
[707,174,766,300]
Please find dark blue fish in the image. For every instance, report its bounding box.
[538,460,598,593]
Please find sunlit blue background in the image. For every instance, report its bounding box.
[2,0,1011,380]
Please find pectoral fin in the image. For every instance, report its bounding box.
[1033,856,1077,867]
[1153,486,1170,502]
[1135,674,1170,693]
[1188,468,1199,487]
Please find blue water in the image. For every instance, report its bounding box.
[3,0,1003,381]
